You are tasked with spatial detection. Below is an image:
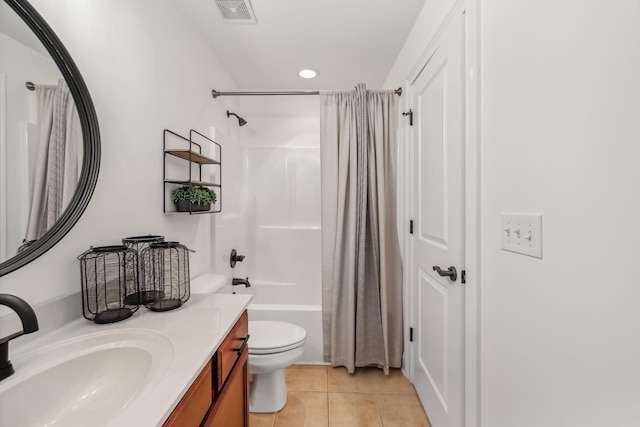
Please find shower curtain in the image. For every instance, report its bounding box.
[25,79,82,242]
[320,83,403,374]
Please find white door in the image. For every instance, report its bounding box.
[410,12,465,427]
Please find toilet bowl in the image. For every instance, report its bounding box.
[248,320,306,413]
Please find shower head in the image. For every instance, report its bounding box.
[227,110,247,127]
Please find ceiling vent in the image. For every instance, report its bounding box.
[214,0,257,24]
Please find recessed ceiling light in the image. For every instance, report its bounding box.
[299,68,318,79]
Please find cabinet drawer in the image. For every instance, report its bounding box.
[216,311,249,390]
[164,361,213,427]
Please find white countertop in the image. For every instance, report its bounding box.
[7,290,251,427]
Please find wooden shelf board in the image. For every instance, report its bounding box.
[164,210,220,215]
[165,149,220,165]
[164,180,221,188]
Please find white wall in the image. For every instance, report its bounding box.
[0,0,239,314]
[386,0,640,426]
[481,1,640,426]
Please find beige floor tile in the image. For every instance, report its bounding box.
[368,368,416,394]
[275,391,328,427]
[286,365,328,392]
[328,366,374,393]
[375,392,431,427]
[250,412,276,427]
[328,392,382,427]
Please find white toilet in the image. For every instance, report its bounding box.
[248,320,306,413]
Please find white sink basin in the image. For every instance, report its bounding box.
[0,329,173,427]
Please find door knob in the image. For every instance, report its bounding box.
[432,266,457,282]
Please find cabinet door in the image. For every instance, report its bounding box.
[204,350,249,427]
[163,362,213,427]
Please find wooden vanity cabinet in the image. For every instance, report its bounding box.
[163,362,213,427]
[203,350,248,427]
[163,310,249,427]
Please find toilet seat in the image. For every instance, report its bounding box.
[249,320,306,355]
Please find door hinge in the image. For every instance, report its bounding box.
[409,327,414,342]
[461,270,466,284]
[409,220,414,234]
[402,109,413,126]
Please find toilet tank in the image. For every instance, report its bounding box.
[190,274,229,294]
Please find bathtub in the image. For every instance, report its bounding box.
[191,274,324,364]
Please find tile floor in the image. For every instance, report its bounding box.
[249,365,431,427]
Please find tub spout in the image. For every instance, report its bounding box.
[232,277,251,287]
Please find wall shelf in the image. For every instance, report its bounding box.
[163,129,222,214]
[165,149,220,165]
[164,179,221,188]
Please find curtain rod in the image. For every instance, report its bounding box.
[25,81,36,91]
[211,87,402,99]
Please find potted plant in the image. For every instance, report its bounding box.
[171,186,217,212]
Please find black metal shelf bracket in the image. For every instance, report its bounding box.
[163,129,222,214]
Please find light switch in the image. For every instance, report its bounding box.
[500,213,542,258]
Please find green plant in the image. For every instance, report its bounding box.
[171,186,217,205]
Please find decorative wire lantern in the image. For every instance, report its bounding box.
[140,242,191,311]
[122,235,165,305]
[78,245,139,324]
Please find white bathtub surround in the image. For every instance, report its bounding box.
[320,84,403,374]
[240,96,322,308]
[209,97,324,364]
[1,292,251,427]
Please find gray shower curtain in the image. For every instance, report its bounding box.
[25,79,82,241]
[320,83,403,374]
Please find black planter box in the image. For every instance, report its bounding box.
[175,200,211,212]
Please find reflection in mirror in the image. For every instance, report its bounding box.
[0,0,100,276]
[0,3,82,262]
[0,2,83,262]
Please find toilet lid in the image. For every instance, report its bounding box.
[249,321,306,355]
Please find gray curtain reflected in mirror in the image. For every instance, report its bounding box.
[0,0,100,277]
[24,80,82,245]
[1,11,81,260]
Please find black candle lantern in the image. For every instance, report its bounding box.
[78,245,139,323]
[122,235,165,305]
[140,242,191,311]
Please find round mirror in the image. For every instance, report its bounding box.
[0,0,100,276]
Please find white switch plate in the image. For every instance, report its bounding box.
[500,213,543,258]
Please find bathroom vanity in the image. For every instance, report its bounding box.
[164,311,249,427]
[0,292,252,427]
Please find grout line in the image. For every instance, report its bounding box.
[326,367,331,426]
[324,387,329,427]
[326,365,330,393]
[326,366,330,425]
[372,392,385,427]
[326,390,331,426]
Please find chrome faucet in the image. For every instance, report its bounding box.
[232,277,251,287]
[0,294,39,381]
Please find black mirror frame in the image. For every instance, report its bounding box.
[0,0,100,276]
